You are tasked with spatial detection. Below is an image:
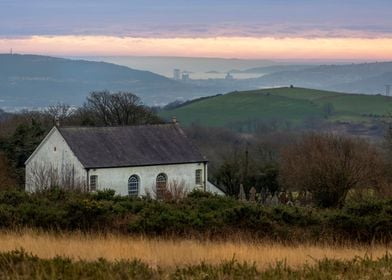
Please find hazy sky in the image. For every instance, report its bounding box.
[1,0,392,59]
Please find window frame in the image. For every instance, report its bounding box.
[90,175,98,192]
[195,169,202,185]
[156,173,168,199]
[128,175,140,197]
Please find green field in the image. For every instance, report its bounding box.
[160,87,392,127]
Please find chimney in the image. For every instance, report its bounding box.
[171,116,177,124]
[55,116,60,127]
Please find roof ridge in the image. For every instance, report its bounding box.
[58,123,176,129]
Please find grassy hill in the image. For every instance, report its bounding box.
[254,62,392,95]
[160,87,392,127]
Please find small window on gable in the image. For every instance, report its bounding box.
[54,147,57,152]
[195,169,202,185]
[90,175,98,192]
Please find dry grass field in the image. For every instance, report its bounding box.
[0,229,390,270]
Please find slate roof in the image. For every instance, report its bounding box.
[58,124,207,169]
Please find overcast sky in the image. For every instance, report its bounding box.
[0,0,391,58]
[1,0,391,38]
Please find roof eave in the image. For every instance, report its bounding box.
[84,159,208,170]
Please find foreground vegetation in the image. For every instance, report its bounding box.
[0,230,390,269]
[1,249,391,279]
[0,189,392,243]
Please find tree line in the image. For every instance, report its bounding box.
[190,125,392,208]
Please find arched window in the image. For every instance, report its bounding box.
[128,175,140,197]
[156,173,167,199]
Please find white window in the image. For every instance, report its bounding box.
[156,173,167,199]
[90,175,98,191]
[128,175,140,197]
[195,169,202,185]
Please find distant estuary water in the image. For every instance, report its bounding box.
[71,56,273,79]
[185,72,264,80]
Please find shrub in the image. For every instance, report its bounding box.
[94,189,116,200]
[0,189,390,243]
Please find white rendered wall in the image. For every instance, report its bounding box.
[206,181,225,196]
[89,162,207,196]
[25,128,87,191]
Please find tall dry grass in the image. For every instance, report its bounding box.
[0,230,390,270]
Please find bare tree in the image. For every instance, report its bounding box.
[279,133,386,208]
[27,163,59,191]
[166,180,189,202]
[79,91,162,126]
[27,162,87,192]
[45,103,74,125]
[151,179,188,202]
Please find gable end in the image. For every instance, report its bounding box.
[25,126,59,166]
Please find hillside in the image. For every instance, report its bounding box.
[180,61,392,99]
[253,62,392,94]
[0,54,209,108]
[160,87,392,128]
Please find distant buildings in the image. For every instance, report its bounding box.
[173,69,181,80]
[386,85,391,96]
[173,69,190,81]
[181,73,190,81]
[225,72,234,80]
[173,69,235,81]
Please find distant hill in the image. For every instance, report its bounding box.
[184,62,392,99]
[160,87,392,128]
[0,54,210,108]
[230,65,315,74]
[3,55,392,110]
[254,62,392,94]
[0,108,11,121]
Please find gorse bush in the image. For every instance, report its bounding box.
[0,189,391,243]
